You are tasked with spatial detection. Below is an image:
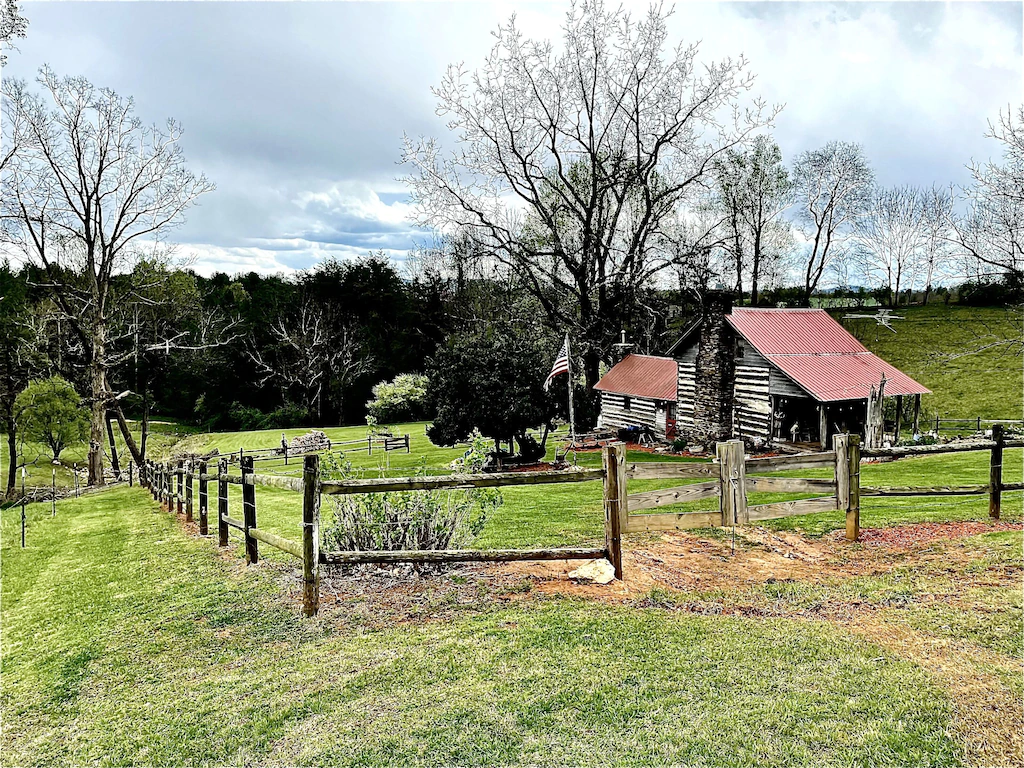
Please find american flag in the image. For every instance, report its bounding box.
[543,336,570,391]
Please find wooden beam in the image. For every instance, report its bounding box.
[302,454,320,617]
[623,511,721,533]
[717,440,747,525]
[626,480,719,512]
[912,394,921,434]
[894,394,903,442]
[860,485,989,496]
[319,547,607,565]
[846,434,860,541]
[862,440,1023,458]
[602,443,625,580]
[745,476,837,494]
[745,452,836,473]
[321,468,604,495]
[241,456,257,564]
[747,496,838,522]
[249,528,304,559]
[990,424,1004,520]
[625,462,717,480]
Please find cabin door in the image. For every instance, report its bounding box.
[665,404,677,440]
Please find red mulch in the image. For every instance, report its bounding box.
[856,520,1022,547]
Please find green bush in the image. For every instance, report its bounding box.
[319,449,500,553]
[14,376,89,461]
[222,402,310,431]
[365,373,430,425]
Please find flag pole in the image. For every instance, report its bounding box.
[566,333,576,444]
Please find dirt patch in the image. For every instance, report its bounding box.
[852,520,1021,548]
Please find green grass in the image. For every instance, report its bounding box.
[2,419,192,491]
[838,304,1022,422]
[1,486,962,766]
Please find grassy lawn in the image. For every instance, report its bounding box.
[2,419,192,491]
[2,485,969,766]
[837,304,1022,422]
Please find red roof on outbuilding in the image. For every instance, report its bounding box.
[727,308,930,402]
[594,354,677,401]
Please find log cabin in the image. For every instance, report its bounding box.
[593,354,678,440]
[595,292,930,449]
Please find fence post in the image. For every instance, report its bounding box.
[241,455,258,564]
[160,463,167,509]
[406,434,410,453]
[185,461,194,522]
[977,416,982,432]
[367,436,372,455]
[601,442,625,580]
[846,434,861,541]
[218,458,229,547]
[129,460,134,487]
[834,433,850,515]
[717,440,747,526]
[176,460,184,514]
[990,424,1004,520]
[302,454,321,616]
[198,459,209,535]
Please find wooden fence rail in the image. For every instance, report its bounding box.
[140,429,1017,619]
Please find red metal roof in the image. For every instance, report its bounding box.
[594,354,677,401]
[726,308,930,402]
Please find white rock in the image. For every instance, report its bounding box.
[568,558,616,585]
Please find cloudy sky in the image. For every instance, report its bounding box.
[5,1,1022,276]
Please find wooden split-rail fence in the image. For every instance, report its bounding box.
[141,429,1020,617]
[217,434,412,467]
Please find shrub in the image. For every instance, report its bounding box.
[319,450,500,553]
[365,373,430,425]
[14,376,89,460]
[223,402,310,431]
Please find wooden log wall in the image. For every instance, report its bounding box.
[676,362,696,430]
[598,393,665,438]
[733,365,771,440]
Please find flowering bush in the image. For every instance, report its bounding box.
[319,449,500,552]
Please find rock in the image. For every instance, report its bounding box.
[568,558,616,585]
[688,444,705,455]
[288,430,331,454]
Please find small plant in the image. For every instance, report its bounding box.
[320,451,501,552]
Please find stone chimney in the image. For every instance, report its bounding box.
[692,290,735,444]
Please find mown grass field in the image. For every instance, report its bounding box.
[837,304,1022,422]
[7,483,1010,766]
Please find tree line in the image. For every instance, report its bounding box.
[1,0,1020,490]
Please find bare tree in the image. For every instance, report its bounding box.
[1,68,214,484]
[855,185,926,307]
[951,106,1023,280]
[248,298,369,422]
[791,141,874,305]
[0,0,27,67]
[711,135,791,304]
[919,185,956,304]
[402,0,778,389]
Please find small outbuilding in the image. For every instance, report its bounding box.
[668,295,931,449]
[594,353,678,440]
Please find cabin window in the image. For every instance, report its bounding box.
[623,396,632,411]
[735,341,745,360]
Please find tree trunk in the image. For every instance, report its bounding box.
[112,403,144,467]
[105,411,121,479]
[4,410,16,499]
[87,327,107,486]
